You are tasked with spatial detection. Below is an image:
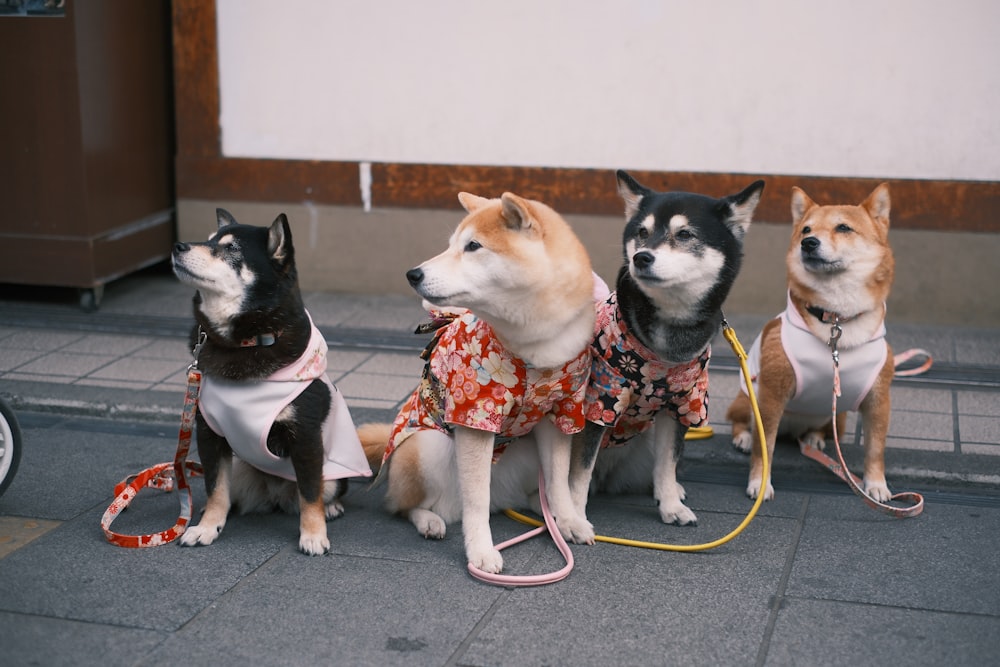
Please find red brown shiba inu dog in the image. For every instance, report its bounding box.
[359,192,596,575]
[726,184,895,501]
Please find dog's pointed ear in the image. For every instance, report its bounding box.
[499,192,535,232]
[267,214,293,265]
[790,187,816,224]
[458,192,491,213]
[861,183,891,228]
[216,208,238,229]
[616,170,649,221]
[724,179,765,241]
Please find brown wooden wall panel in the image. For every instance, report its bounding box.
[175,157,361,205]
[172,0,1000,233]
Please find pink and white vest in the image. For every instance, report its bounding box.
[198,315,372,481]
[741,293,888,415]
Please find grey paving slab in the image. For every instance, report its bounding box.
[461,515,801,666]
[61,333,155,355]
[0,610,168,667]
[354,350,427,376]
[0,347,45,371]
[0,424,177,520]
[325,349,376,373]
[335,371,419,404]
[889,385,954,413]
[87,357,185,384]
[129,338,192,361]
[958,389,1000,416]
[146,553,505,667]
[15,351,119,378]
[789,496,1000,616]
[0,509,287,631]
[959,414,1000,444]
[2,330,84,351]
[766,597,1000,667]
[304,291,425,330]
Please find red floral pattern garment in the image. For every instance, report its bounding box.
[384,312,590,464]
[585,293,710,448]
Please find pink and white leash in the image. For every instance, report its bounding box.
[467,469,574,586]
[799,321,924,518]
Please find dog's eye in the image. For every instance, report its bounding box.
[675,229,693,241]
[636,227,650,240]
[464,240,482,252]
[836,223,853,233]
[801,226,812,235]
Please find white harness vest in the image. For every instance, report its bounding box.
[198,315,372,481]
[742,293,888,415]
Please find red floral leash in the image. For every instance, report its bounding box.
[101,331,207,547]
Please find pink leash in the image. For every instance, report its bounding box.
[798,323,924,518]
[467,469,574,586]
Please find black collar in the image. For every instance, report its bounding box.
[805,305,862,325]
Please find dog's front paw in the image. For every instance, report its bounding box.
[325,500,345,520]
[467,544,503,574]
[746,477,775,501]
[179,522,223,547]
[864,478,892,502]
[556,514,595,545]
[299,531,330,556]
[659,500,698,526]
[732,431,753,454]
[409,508,446,539]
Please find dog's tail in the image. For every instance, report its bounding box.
[357,423,393,473]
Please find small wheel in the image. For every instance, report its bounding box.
[79,285,104,312]
[0,397,22,497]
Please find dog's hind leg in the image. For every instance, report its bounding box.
[726,392,754,453]
[382,429,454,539]
[180,417,233,547]
[535,419,595,545]
[652,418,697,526]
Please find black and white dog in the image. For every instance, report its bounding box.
[172,209,371,555]
[569,171,764,526]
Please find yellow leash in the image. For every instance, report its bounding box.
[503,321,769,552]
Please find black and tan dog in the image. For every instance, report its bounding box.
[172,209,371,555]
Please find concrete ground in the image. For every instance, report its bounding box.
[1,265,998,666]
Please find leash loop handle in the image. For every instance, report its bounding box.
[101,369,205,547]
[468,469,574,586]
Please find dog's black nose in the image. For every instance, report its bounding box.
[173,242,190,254]
[801,237,821,254]
[632,251,655,270]
[406,268,424,286]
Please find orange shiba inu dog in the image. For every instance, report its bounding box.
[359,192,596,574]
[726,184,895,501]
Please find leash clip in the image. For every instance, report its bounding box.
[188,327,208,372]
[828,321,842,368]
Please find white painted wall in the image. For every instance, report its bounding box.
[217,0,999,181]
